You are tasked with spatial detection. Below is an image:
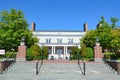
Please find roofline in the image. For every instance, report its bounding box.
[33,30,85,32]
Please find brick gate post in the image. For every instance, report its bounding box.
[94,41,103,62]
[16,37,26,62]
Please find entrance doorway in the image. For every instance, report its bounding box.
[56,47,63,59]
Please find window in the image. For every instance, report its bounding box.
[68,38,73,43]
[68,39,71,43]
[46,38,51,43]
[71,39,73,43]
[57,38,62,43]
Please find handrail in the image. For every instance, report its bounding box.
[78,54,85,76]
[36,55,44,75]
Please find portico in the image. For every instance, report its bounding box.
[40,44,75,60]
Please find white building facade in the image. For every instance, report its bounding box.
[32,23,88,60]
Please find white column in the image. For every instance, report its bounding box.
[64,46,65,55]
[66,46,68,54]
[52,46,53,54]
[54,46,55,54]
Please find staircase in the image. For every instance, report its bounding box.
[0,61,120,80]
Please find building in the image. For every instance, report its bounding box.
[32,22,87,60]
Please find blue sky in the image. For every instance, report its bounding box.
[0,0,120,31]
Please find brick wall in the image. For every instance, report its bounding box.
[106,60,120,75]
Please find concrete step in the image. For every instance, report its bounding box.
[0,61,120,80]
[38,62,120,79]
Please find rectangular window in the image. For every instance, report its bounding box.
[68,39,71,43]
[46,38,51,43]
[46,38,48,43]
[60,38,62,43]
[49,38,51,43]
[57,38,62,43]
[71,39,73,43]
[68,38,73,43]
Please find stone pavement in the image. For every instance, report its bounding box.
[0,60,120,80]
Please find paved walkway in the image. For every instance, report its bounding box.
[0,60,120,80]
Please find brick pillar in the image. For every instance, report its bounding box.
[16,45,26,62]
[94,43,103,62]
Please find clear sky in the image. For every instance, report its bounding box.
[0,0,120,31]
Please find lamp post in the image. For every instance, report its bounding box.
[95,37,100,46]
[20,36,25,46]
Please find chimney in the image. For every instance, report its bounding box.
[31,22,35,31]
[84,23,88,32]
[97,23,102,29]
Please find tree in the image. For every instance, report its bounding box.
[81,16,119,53]
[96,17,119,51]
[110,17,119,29]
[96,26,112,50]
[0,9,37,51]
[80,30,96,48]
[111,29,120,53]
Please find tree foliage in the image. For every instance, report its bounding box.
[81,30,96,48]
[0,9,37,51]
[110,17,119,29]
[86,47,94,58]
[111,28,120,53]
[96,26,112,50]
[81,16,119,53]
[81,44,86,58]
[26,44,41,60]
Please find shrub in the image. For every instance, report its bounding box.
[5,52,16,58]
[110,53,117,60]
[71,46,77,59]
[86,47,94,58]
[42,46,48,59]
[31,44,41,59]
[26,48,33,60]
[81,44,86,58]
[31,44,40,53]
[104,52,112,59]
[26,44,41,60]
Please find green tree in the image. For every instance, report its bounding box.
[96,17,119,51]
[110,17,119,29]
[42,46,48,59]
[80,30,96,48]
[80,16,120,59]
[96,26,112,50]
[0,9,37,51]
[111,29,120,53]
